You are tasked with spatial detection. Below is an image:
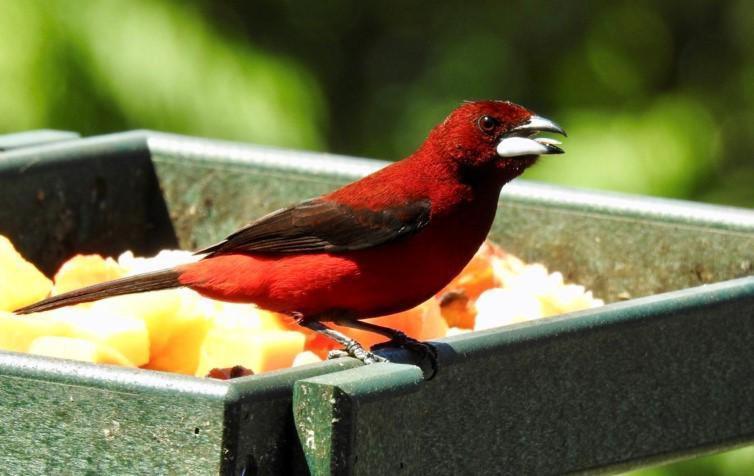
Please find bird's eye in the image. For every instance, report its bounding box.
[477,115,499,134]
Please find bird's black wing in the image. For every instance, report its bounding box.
[195,198,432,257]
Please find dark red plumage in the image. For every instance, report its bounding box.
[176,100,563,319]
[15,100,565,367]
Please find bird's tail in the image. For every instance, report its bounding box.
[13,269,182,315]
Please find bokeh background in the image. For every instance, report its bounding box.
[1,0,753,208]
[1,1,752,473]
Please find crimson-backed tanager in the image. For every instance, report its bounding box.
[15,100,565,374]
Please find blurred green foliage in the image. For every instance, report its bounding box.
[1,0,752,208]
[0,0,325,148]
[0,1,752,473]
[629,446,754,476]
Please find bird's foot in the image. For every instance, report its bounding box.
[372,332,438,379]
[327,341,388,365]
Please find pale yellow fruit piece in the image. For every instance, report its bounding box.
[196,329,305,377]
[504,264,553,292]
[503,266,604,317]
[0,311,72,353]
[292,350,323,367]
[90,288,218,375]
[52,254,127,295]
[117,249,198,274]
[490,260,605,318]
[194,304,293,376]
[489,252,528,287]
[53,308,150,366]
[539,284,605,316]
[0,235,53,312]
[90,289,192,357]
[474,288,544,331]
[28,336,133,366]
[143,311,214,375]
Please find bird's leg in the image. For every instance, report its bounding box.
[297,319,387,365]
[333,319,438,378]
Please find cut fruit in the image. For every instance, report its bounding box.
[195,313,305,376]
[292,351,323,367]
[143,309,213,375]
[55,308,150,366]
[0,236,53,312]
[52,254,127,296]
[474,288,543,330]
[91,289,197,361]
[28,336,133,366]
[0,311,72,353]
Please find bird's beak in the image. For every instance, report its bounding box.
[496,115,567,158]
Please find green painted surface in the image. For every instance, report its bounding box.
[493,193,754,303]
[0,352,227,473]
[293,278,754,475]
[0,130,79,151]
[0,131,752,473]
[293,364,423,475]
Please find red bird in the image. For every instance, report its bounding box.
[15,100,565,371]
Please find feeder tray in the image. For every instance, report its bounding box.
[0,130,752,474]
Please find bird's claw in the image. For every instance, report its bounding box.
[327,343,388,365]
[327,349,350,360]
[372,334,439,379]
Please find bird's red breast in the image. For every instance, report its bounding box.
[179,100,565,320]
[178,176,499,318]
[12,100,565,320]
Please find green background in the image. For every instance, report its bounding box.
[1,1,752,473]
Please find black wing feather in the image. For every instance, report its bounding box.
[195,198,431,257]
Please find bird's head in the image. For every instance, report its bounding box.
[429,100,566,182]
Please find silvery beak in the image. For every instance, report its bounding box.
[496,115,566,158]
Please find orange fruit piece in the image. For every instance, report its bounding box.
[304,299,446,358]
[439,241,501,301]
[437,291,477,329]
